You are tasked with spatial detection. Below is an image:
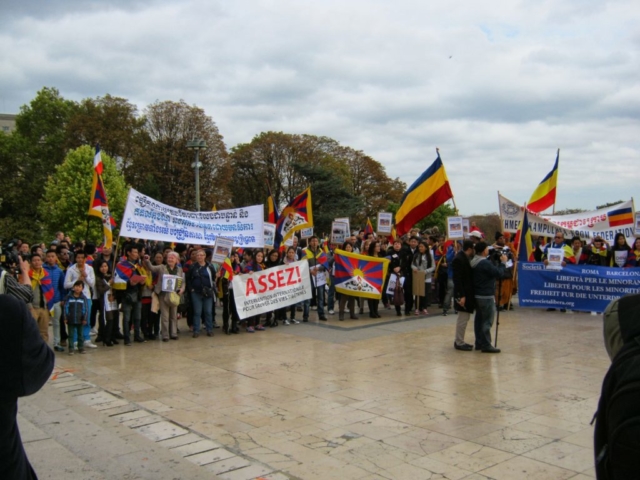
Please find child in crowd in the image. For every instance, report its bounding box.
[64,280,89,354]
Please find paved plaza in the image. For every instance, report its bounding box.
[20,303,606,479]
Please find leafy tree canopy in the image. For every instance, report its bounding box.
[38,145,128,244]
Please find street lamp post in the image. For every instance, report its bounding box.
[186,139,207,211]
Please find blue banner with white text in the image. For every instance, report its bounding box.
[518,263,640,312]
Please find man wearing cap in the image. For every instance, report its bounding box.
[469,230,483,243]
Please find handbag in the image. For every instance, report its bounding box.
[393,277,405,307]
[169,291,181,306]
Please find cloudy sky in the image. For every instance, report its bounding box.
[1,0,638,215]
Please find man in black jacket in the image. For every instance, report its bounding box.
[470,242,507,353]
[452,240,475,351]
[401,236,419,315]
[0,294,55,479]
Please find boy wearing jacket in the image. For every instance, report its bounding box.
[64,280,89,354]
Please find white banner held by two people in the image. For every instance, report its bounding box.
[232,260,313,320]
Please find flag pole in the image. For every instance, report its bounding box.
[552,148,559,215]
[437,147,458,214]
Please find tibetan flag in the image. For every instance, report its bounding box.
[29,269,55,311]
[395,153,453,237]
[517,209,535,263]
[364,218,374,236]
[88,170,116,249]
[528,150,559,214]
[114,260,134,282]
[334,249,389,299]
[93,143,103,175]
[267,185,279,224]
[275,187,313,247]
[607,206,633,227]
[221,257,234,281]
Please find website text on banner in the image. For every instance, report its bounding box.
[518,263,640,312]
[120,188,265,247]
[499,194,636,245]
[232,260,312,320]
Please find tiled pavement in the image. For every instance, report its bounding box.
[20,302,606,479]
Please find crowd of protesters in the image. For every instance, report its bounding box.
[1,225,639,356]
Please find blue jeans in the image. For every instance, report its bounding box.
[122,299,141,341]
[83,299,92,341]
[303,286,325,319]
[474,297,496,349]
[327,277,335,310]
[191,292,213,333]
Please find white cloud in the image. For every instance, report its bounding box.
[1,0,639,214]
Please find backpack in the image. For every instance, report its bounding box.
[593,294,640,480]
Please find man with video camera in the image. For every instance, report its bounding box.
[1,241,55,479]
[470,241,508,353]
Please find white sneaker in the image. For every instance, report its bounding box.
[90,328,98,336]
[283,320,290,325]
[292,319,300,324]
[84,341,98,348]
[329,310,335,315]
[311,306,317,311]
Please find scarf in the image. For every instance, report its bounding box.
[29,268,55,310]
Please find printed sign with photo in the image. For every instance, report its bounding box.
[162,275,180,292]
[377,212,393,234]
[300,227,314,239]
[212,236,235,264]
[462,218,470,238]
[263,222,276,248]
[331,221,349,245]
[447,216,464,240]
[335,217,350,237]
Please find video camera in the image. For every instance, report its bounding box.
[487,245,510,265]
[0,239,22,277]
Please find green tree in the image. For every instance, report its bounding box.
[38,145,128,243]
[0,88,79,240]
[130,100,229,210]
[415,204,458,235]
[596,200,624,209]
[64,94,149,168]
[292,162,361,236]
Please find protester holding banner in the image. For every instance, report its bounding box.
[610,233,631,268]
[264,249,285,327]
[411,241,435,315]
[242,250,267,332]
[584,237,610,266]
[628,238,640,267]
[282,247,301,324]
[337,242,358,321]
[366,241,384,318]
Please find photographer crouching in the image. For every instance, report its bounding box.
[0,240,55,479]
[470,241,508,353]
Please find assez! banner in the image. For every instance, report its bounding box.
[232,260,312,320]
